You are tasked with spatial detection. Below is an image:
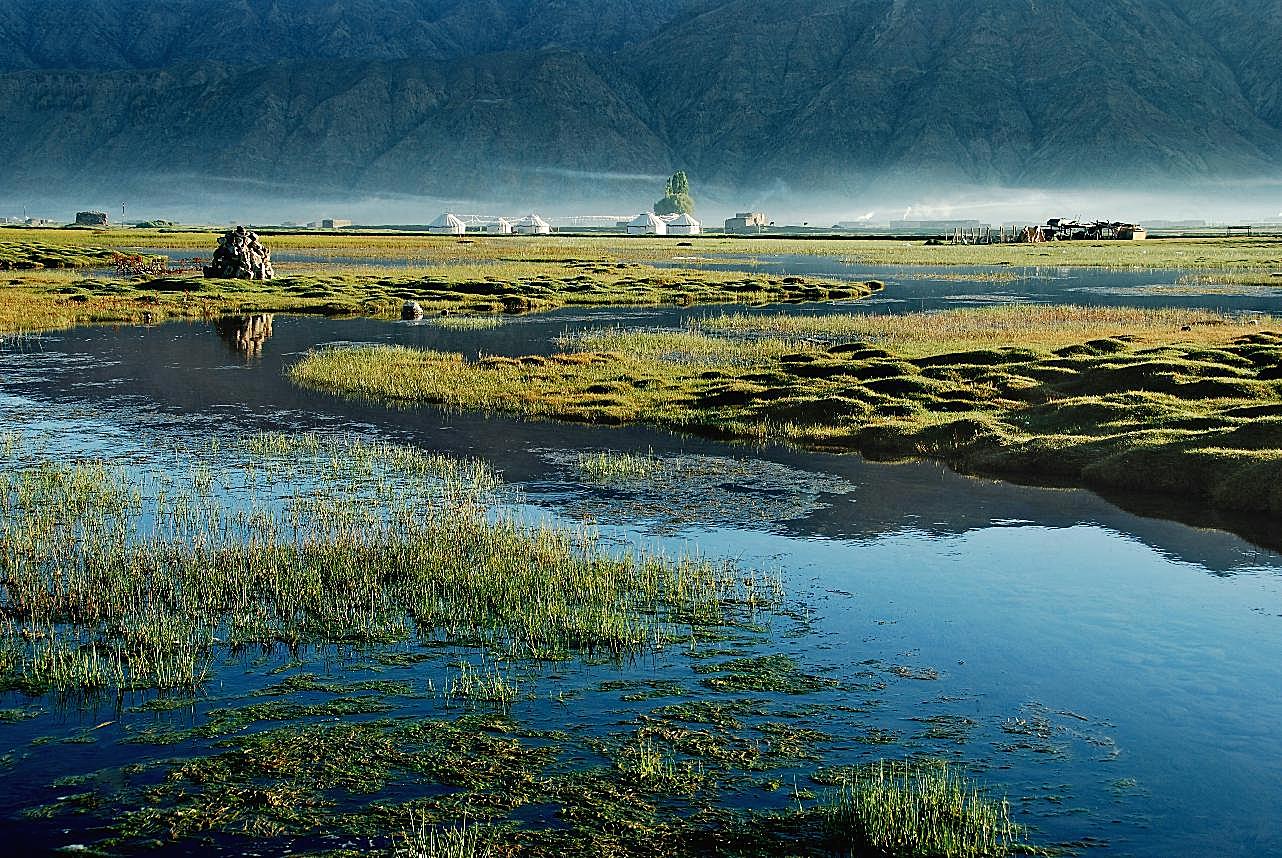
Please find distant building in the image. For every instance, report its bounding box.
[75,211,109,226]
[487,218,514,235]
[513,214,551,235]
[724,212,767,233]
[628,212,667,235]
[321,218,352,229]
[666,213,702,235]
[428,212,467,235]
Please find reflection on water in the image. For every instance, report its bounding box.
[212,313,273,357]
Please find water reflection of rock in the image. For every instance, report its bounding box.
[213,314,274,356]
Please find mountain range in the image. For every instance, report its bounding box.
[1,0,1280,211]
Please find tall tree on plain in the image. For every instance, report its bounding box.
[654,171,695,216]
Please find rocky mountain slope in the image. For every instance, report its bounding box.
[1,0,1279,204]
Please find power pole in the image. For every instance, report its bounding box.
[121,201,127,224]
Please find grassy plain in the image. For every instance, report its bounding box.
[8,225,1282,268]
[0,235,875,332]
[4,227,1280,332]
[291,305,1282,516]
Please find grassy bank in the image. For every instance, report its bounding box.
[290,305,1282,516]
[0,256,876,333]
[7,225,1282,269]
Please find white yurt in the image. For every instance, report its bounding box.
[487,218,513,235]
[428,212,467,235]
[514,213,551,235]
[627,212,667,236]
[666,213,702,235]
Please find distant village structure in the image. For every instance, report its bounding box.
[724,212,767,233]
[665,213,701,235]
[513,214,551,235]
[949,218,1148,245]
[427,212,467,235]
[487,218,513,234]
[628,212,667,235]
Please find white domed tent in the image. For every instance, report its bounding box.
[428,212,466,235]
[627,212,667,235]
[666,213,701,235]
[514,214,551,235]
[487,218,513,235]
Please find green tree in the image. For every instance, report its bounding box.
[654,170,694,215]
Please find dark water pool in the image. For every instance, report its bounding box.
[1,307,1281,856]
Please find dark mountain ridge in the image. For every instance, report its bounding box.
[1,0,1279,207]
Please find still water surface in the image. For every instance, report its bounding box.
[1,292,1280,855]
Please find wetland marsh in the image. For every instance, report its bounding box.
[1,231,1281,856]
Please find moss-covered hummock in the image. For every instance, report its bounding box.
[0,240,120,270]
[289,306,1282,517]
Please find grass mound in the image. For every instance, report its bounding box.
[290,306,1282,517]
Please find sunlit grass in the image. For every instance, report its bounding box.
[9,226,1282,270]
[0,433,773,693]
[823,760,1030,858]
[290,306,1282,518]
[693,304,1246,356]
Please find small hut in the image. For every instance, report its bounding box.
[428,212,467,235]
[628,212,667,236]
[666,213,701,235]
[487,218,513,235]
[513,214,551,235]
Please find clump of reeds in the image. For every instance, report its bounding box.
[428,315,507,330]
[574,450,661,483]
[823,759,1028,857]
[394,812,491,858]
[0,433,771,694]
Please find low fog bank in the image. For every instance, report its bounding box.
[4,173,1280,231]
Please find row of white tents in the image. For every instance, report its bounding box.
[626,212,701,235]
[427,213,551,235]
[428,211,702,236]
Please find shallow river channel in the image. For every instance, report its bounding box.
[1,265,1281,856]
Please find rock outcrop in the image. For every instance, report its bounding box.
[203,226,273,280]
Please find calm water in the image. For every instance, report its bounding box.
[2,304,1281,856]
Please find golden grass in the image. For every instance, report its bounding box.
[290,305,1282,517]
[7,226,1282,270]
[695,305,1254,357]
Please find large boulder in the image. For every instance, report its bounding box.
[203,226,274,280]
